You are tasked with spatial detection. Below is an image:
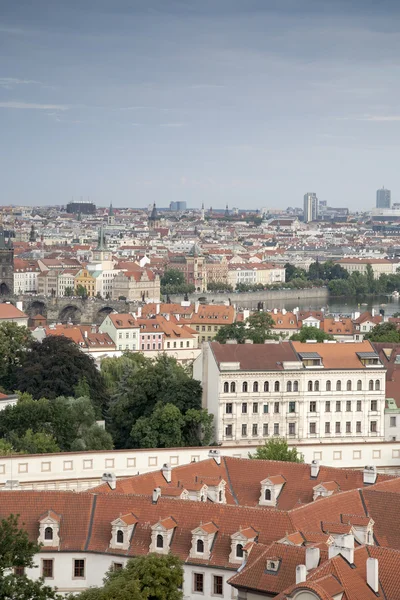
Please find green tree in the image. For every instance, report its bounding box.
[0,322,32,392]
[64,287,73,297]
[131,403,185,448]
[9,429,60,454]
[365,322,400,342]
[74,554,183,600]
[214,322,247,344]
[106,354,204,448]
[290,326,333,342]
[0,514,59,599]
[206,282,233,292]
[246,312,277,343]
[0,395,113,453]
[249,438,304,462]
[16,337,108,410]
[161,269,185,288]
[75,284,88,298]
[284,263,307,282]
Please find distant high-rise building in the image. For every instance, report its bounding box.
[376,187,391,209]
[303,192,318,222]
[169,201,187,211]
[66,201,96,215]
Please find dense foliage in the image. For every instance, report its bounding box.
[16,337,107,411]
[73,554,183,600]
[102,353,212,448]
[0,322,33,392]
[291,326,333,342]
[215,311,277,344]
[160,269,195,296]
[365,322,400,342]
[0,514,58,600]
[249,438,304,462]
[0,395,113,454]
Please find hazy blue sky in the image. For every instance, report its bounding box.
[1,0,400,209]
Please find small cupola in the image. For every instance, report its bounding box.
[259,475,286,507]
[150,516,177,554]
[190,522,219,560]
[229,527,258,564]
[110,513,138,550]
[38,510,61,547]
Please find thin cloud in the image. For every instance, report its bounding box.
[0,101,69,110]
[360,115,400,122]
[0,78,43,89]
[160,122,185,128]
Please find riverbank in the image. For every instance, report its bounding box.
[170,286,329,310]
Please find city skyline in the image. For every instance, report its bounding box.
[2,0,400,207]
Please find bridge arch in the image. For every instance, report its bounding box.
[26,300,47,318]
[59,304,82,324]
[95,306,115,325]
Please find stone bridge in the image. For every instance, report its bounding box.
[3,296,139,325]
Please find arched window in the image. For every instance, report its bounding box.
[230,382,236,393]
[326,380,331,392]
[223,382,229,393]
[265,488,271,500]
[44,527,53,541]
[253,382,259,393]
[264,381,269,392]
[336,381,341,391]
[200,494,205,502]
[242,381,248,393]
[287,381,292,392]
[219,490,222,502]
[116,530,124,544]
[347,380,352,391]
[375,380,380,391]
[357,380,362,391]
[274,381,280,392]
[236,544,244,558]
[308,381,313,392]
[156,534,164,548]
[369,380,374,391]
[314,381,320,392]
[197,539,204,553]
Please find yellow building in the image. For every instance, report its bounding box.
[74,269,96,297]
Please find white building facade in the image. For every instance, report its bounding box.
[194,341,386,446]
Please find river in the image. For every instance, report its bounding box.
[279,295,400,317]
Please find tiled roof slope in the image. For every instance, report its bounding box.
[93,457,394,511]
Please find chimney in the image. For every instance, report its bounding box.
[311,460,320,478]
[195,301,200,314]
[366,557,379,593]
[372,308,375,317]
[296,565,307,584]
[152,487,161,504]
[84,330,88,338]
[101,472,116,490]
[162,463,172,483]
[156,304,160,315]
[16,301,23,311]
[208,449,221,465]
[137,306,142,318]
[306,547,320,571]
[363,465,377,485]
[328,534,354,564]
[91,324,96,333]
[244,339,254,344]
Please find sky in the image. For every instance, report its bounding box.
[1,0,400,209]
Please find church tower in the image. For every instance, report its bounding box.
[92,226,112,264]
[108,203,115,226]
[148,203,160,230]
[0,227,14,295]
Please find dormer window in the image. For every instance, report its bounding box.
[190,522,218,560]
[156,534,164,548]
[229,527,258,563]
[259,475,285,507]
[38,510,61,547]
[110,513,138,550]
[150,517,176,555]
[236,544,244,558]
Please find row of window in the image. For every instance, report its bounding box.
[225,420,377,438]
[193,573,224,595]
[40,558,86,579]
[311,421,378,434]
[226,399,379,415]
[223,379,381,393]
